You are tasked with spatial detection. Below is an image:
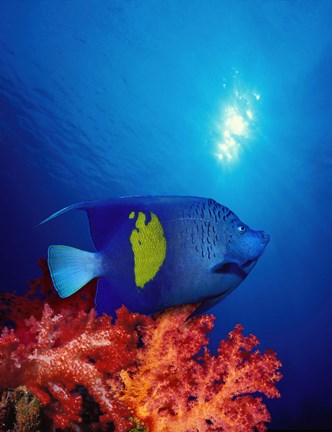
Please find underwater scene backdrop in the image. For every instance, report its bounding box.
[0,0,331,430]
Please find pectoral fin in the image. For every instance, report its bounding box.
[210,253,245,273]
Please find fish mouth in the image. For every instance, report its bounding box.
[260,233,270,245]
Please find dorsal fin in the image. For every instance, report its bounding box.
[39,195,207,251]
[39,197,145,251]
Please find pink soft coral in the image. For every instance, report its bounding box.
[0,261,282,431]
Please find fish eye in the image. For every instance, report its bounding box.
[238,225,246,233]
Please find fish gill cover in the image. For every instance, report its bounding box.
[0,260,282,431]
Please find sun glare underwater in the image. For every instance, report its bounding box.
[1,0,332,430]
[214,73,261,163]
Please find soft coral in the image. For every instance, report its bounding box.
[0,261,282,431]
[119,307,282,432]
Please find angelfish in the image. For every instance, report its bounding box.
[41,196,270,317]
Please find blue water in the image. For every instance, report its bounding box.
[1,1,332,429]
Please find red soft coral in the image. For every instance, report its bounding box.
[0,262,151,430]
[0,261,282,431]
[0,302,149,430]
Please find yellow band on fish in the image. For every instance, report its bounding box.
[129,211,167,288]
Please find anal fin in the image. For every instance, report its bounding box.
[186,294,226,320]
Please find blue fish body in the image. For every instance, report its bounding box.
[42,196,270,316]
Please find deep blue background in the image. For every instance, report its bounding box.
[1,1,332,429]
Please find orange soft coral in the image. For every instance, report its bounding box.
[119,306,282,432]
[0,261,282,431]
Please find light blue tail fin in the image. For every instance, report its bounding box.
[48,245,100,298]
